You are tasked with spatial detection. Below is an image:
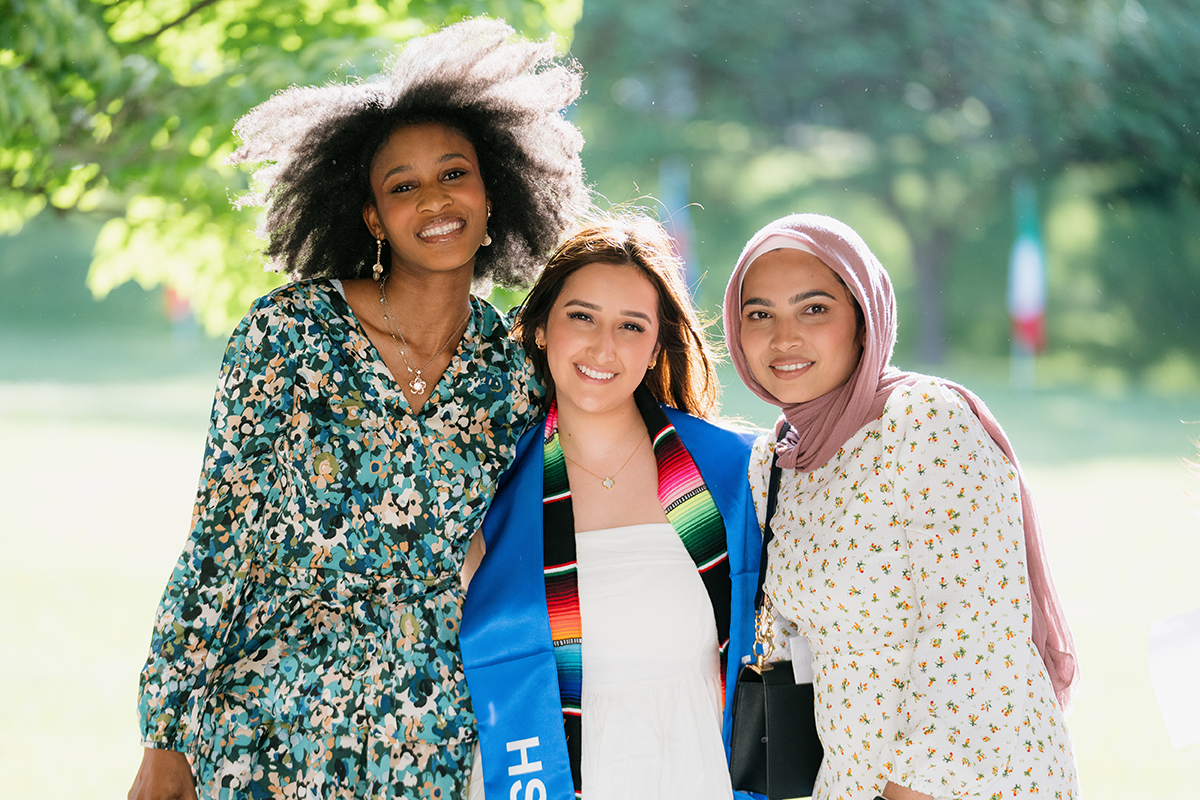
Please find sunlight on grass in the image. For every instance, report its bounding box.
[0,408,208,798]
[1027,458,1200,797]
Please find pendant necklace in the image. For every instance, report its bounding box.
[561,434,644,490]
[378,279,470,395]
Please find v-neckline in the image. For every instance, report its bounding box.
[325,280,477,417]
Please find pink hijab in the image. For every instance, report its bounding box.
[723,213,1079,710]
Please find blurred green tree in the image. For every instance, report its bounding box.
[572,0,1200,368]
[0,0,580,332]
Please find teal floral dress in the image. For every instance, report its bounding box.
[137,280,538,799]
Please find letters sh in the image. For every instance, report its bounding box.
[506,737,547,800]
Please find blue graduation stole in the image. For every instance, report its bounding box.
[460,406,760,799]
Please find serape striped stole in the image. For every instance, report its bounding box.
[541,388,733,795]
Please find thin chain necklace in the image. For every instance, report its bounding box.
[561,433,645,490]
[378,279,470,395]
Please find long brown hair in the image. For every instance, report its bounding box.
[513,213,720,417]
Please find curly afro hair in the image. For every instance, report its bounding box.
[228,18,589,288]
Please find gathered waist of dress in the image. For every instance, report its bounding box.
[247,560,460,607]
[214,561,470,702]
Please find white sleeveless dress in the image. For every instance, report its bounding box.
[467,522,733,799]
[574,522,734,800]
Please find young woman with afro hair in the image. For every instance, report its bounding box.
[129,18,590,800]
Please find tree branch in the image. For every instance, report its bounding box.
[130,0,223,46]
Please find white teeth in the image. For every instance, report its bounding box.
[419,220,464,238]
[577,364,615,380]
[774,361,813,372]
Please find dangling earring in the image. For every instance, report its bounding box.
[481,206,492,247]
[372,237,385,281]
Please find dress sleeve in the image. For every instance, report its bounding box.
[888,381,1036,796]
[511,349,545,425]
[136,299,292,751]
[747,432,774,531]
[498,303,546,429]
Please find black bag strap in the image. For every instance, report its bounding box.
[753,423,790,612]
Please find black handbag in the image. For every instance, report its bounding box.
[729,425,823,799]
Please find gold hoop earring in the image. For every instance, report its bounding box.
[372,238,385,281]
[648,354,658,369]
[535,338,546,351]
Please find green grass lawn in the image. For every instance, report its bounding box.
[2,328,1198,798]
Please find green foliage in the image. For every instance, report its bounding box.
[1046,175,1200,374]
[1,0,582,334]
[571,0,1200,374]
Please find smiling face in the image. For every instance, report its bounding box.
[362,122,489,280]
[739,248,864,404]
[536,261,662,418]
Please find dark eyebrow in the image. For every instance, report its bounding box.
[382,152,471,182]
[790,289,837,304]
[564,299,653,324]
[742,289,837,310]
[564,299,600,311]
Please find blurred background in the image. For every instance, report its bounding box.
[2,0,1198,797]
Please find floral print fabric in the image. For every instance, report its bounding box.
[751,378,1079,800]
[137,280,537,799]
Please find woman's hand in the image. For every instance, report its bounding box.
[881,781,934,800]
[127,748,197,800]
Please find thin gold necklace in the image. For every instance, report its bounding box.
[561,434,645,490]
[378,279,469,395]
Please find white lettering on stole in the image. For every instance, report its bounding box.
[508,779,547,800]
[506,737,546,799]
[505,737,543,775]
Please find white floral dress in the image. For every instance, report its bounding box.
[750,378,1079,800]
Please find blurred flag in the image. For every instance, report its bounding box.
[1007,177,1047,355]
[659,156,700,296]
